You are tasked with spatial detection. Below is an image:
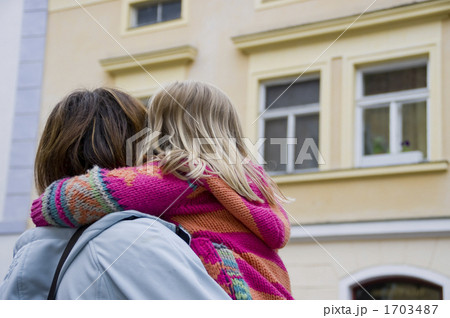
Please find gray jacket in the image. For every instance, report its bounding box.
[0,211,230,300]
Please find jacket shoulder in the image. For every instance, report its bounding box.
[58,216,230,299]
[0,227,76,300]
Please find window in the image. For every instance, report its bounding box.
[260,75,320,174]
[340,265,450,300]
[353,276,443,300]
[356,59,429,167]
[130,0,182,28]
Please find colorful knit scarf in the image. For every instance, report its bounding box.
[31,163,293,300]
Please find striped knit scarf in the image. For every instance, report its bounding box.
[31,163,293,300]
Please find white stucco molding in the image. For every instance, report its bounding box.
[290,218,450,242]
[273,161,448,185]
[232,0,450,54]
[99,45,197,74]
[339,265,450,299]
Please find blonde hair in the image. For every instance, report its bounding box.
[141,81,287,206]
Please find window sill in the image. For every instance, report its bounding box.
[289,217,450,242]
[272,160,448,185]
[123,18,187,36]
[255,0,312,11]
[358,151,425,168]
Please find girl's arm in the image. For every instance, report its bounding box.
[31,163,193,227]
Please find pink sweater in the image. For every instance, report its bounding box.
[31,162,293,300]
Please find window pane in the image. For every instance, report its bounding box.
[364,107,390,155]
[264,118,288,172]
[135,3,158,26]
[265,79,320,109]
[402,101,427,158]
[353,277,443,300]
[294,114,319,170]
[364,65,427,96]
[162,0,181,21]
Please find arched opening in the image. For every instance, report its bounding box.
[352,276,443,300]
[339,265,450,300]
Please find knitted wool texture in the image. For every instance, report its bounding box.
[31,163,293,300]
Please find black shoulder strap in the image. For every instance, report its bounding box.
[47,216,191,300]
[47,225,89,300]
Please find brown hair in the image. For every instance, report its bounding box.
[34,87,147,194]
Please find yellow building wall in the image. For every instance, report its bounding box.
[41,0,436,135]
[280,172,450,224]
[113,63,190,97]
[41,0,250,128]
[280,237,450,299]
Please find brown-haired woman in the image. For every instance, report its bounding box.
[0,88,230,300]
[35,87,147,194]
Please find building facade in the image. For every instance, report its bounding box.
[0,0,48,277]
[1,0,449,299]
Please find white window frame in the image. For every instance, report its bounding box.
[259,73,320,175]
[130,0,182,28]
[355,58,430,168]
